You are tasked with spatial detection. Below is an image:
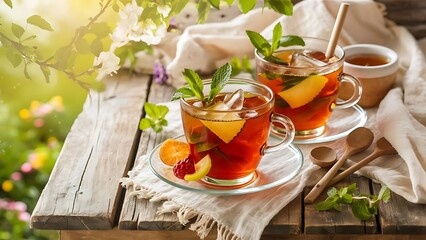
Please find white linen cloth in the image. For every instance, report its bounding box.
[122,0,426,239]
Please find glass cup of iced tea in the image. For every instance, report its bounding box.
[180,79,295,187]
[255,37,362,138]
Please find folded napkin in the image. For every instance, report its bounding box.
[122,0,426,239]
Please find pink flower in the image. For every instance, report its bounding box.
[33,118,45,128]
[21,163,33,173]
[0,199,8,209]
[10,172,22,181]
[18,211,31,222]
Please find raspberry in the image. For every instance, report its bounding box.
[173,157,196,179]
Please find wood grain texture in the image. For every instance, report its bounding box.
[30,73,149,230]
[372,182,426,234]
[376,0,426,39]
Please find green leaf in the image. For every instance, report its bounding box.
[242,56,252,72]
[315,198,336,211]
[40,66,51,83]
[27,15,53,31]
[182,69,204,100]
[170,0,190,15]
[352,199,373,220]
[279,35,305,47]
[346,183,357,195]
[266,0,293,16]
[238,0,256,14]
[271,23,282,54]
[208,62,232,103]
[6,49,22,68]
[208,0,220,10]
[224,0,234,6]
[172,86,196,101]
[327,187,338,197]
[156,105,169,119]
[75,38,90,54]
[196,0,210,24]
[230,57,242,76]
[89,22,111,38]
[139,118,154,130]
[90,38,103,56]
[11,23,25,39]
[378,186,391,202]
[144,102,161,119]
[246,30,271,57]
[3,0,12,8]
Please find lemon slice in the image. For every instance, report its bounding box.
[200,101,246,143]
[277,75,328,109]
[184,154,212,181]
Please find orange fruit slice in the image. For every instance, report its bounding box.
[184,154,212,181]
[200,101,246,144]
[159,139,190,166]
[278,75,328,109]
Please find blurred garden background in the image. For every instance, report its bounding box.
[1,0,109,239]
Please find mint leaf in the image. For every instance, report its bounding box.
[246,30,271,57]
[27,15,54,31]
[279,35,305,47]
[140,103,169,133]
[271,22,282,54]
[208,62,232,102]
[378,186,391,202]
[316,184,391,221]
[182,68,204,100]
[172,86,195,101]
[238,0,256,14]
[352,199,373,220]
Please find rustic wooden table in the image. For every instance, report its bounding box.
[30,0,426,239]
[30,72,426,240]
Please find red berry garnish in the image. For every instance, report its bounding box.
[173,157,196,179]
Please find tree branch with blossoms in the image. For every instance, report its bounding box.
[1,0,294,90]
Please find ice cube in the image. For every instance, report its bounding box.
[289,51,327,67]
[223,89,244,110]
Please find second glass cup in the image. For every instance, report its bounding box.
[180,79,295,188]
[255,37,362,139]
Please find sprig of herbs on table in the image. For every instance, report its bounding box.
[315,183,391,220]
[246,22,305,65]
[139,63,233,132]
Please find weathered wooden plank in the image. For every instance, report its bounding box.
[304,172,377,234]
[372,182,426,234]
[263,195,303,235]
[376,0,426,39]
[31,73,149,230]
[118,79,183,230]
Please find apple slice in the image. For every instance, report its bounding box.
[184,154,212,181]
[277,75,328,109]
[200,101,246,144]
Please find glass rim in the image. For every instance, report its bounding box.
[180,78,274,113]
[254,36,345,70]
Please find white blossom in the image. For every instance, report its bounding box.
[94,51,121,80]
[157,5,171,18]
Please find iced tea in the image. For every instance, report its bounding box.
[255,37,361,138]
[179,79,295,187]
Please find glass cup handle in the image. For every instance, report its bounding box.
[261,113,295,155]
[335,73,362,110]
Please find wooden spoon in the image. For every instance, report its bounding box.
[310,146,337,168]
[328,137,397,186]
[304,127,374,203]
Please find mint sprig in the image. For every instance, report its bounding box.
[139,102,169,133]
[246,22,305,65]
[172,62,232,105]
[315,183,391,221]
